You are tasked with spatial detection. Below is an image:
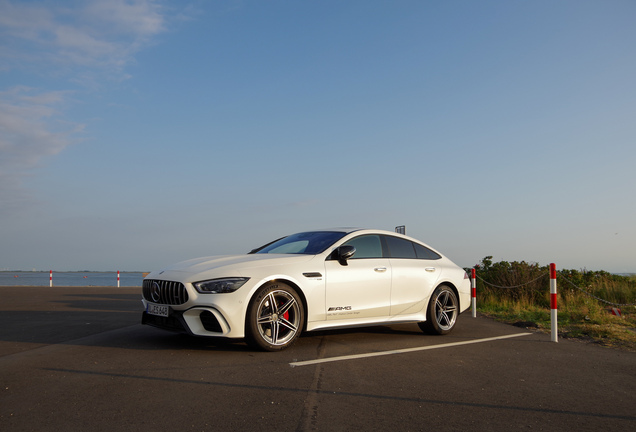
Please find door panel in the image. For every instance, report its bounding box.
[389,259,440,316]
[324,259,391,320]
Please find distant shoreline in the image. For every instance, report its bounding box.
[0,271,145,287]
[0,285,142,288]
[0,270,146,273]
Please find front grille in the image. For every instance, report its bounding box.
[143,279,189,305]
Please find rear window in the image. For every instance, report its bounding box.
[385,236,441,260]
[414,243,441,260]
[385,236,416,258]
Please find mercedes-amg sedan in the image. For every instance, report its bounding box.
[142,228,470,351]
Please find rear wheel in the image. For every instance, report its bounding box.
[246,282,304,351]
[419,285,458,335]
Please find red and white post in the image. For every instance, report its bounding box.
[49,270,53,287]
[550,263,558,343]
[117,270,120,288]
[471,268,477,318]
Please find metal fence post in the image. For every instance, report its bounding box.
[550,263,558,342]
[471,268,477,318]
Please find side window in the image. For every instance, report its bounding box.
[343,235,384,259]
[385,236,416,259]
[414,243,441,260]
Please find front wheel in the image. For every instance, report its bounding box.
[418,285,459,335]
[245,282,304,351]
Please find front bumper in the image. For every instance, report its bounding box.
[141,302,236,338]
[142,310,188,333]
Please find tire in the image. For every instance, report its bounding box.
[418,285,459,335]
[245,282,304,351]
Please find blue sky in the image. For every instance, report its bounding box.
[1,0,634,273]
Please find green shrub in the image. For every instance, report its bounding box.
[469,257,636,307]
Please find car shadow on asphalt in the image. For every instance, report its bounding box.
[0,290,527,355]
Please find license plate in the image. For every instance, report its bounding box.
[147,303,169,317]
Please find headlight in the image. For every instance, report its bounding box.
[193,277,250,294]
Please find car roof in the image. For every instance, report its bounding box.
[301,228,415,238]
[307,227,362,233]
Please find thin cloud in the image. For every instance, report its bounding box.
[0,1,174,215]
[0,0,167,75]
[84,0,166,36]
[0,86,83,215]
[0,86,80,164]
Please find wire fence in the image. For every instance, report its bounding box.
[472,269,636,308]
[476,272,549,290]
[556,273,636,307]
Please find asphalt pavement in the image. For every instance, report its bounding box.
[0,286,634,431]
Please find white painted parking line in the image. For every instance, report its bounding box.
[290,333,532,367]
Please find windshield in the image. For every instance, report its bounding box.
[253,231,347,255]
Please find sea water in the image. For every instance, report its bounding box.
[0,271,144,287]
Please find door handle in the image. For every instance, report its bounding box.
[425,267,436,272]
[374,267,387,273]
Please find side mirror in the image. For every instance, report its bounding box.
[336,245,356,265]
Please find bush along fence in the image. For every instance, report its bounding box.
[468,257,636,343]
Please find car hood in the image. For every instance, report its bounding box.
[147,254,316,281]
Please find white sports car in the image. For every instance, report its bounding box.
[142,228,471,351]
